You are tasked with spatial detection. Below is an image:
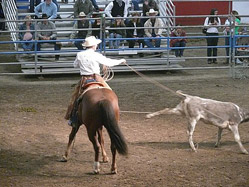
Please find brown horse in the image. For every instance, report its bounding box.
[62,84,128,174]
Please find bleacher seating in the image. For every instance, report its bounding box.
[15,0,183,75]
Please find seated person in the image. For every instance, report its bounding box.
[19,15,35,51]
[105,0,128,20]
[142,0,158,24]
[92,15,103,49]
[35,0,57,20]
[170,24,187,57]
[70,12,92,50]
[36,14,61,60]
[31,0,59,13]
[144,9,163,48]
[109,16,126,49]
[126,12,145,49]
[74,0,93,18]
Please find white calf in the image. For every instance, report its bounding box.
[146,91,249,154]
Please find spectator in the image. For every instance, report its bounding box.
[92,15,101,39]
[35,0,57,20]
[19,15,35,51]
[132,0,143,11]
[74,0,93,18]
[224,10,241,64]
[204,8,221,64]
[105,0,128,20]
[109,16,126,49]
[31,0,59,13]
[126,12,145,51]
[0,1,5,31]
[36,14,61,60]
[170,24,187,57]
[142,0,158,24]
[70,12,92,50]
[90,0,100,12]
[144,9,163,48]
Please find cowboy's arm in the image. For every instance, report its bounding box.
[96,53,125,66]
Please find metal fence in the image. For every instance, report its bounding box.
[0,14,249,78]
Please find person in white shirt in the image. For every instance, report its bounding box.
[65,36,126,126]
[105,0,129,19]
[204,8,221,64]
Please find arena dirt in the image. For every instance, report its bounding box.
[0,69,249,187]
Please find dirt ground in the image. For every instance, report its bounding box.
[0,69,249,187]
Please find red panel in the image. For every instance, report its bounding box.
[173,1,232,25]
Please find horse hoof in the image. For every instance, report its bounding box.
[102,157,109,163]
[93,170,100,174]
[60,156,68,162]
[111,169,117,174]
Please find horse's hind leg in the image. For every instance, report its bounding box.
[110,143,117,174]
[61,126,80,162]
[97,128,109,163]
[88,130,101,174]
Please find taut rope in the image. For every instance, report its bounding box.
[123,62,185,98]
[123,62,232,124]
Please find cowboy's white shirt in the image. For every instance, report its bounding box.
[74,49,123,75]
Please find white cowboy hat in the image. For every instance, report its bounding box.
[146,9,158,16]
[78,12,86,17]
[82,36,101,47]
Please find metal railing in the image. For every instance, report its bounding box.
[2,0,18,49]
[0,14,249,77]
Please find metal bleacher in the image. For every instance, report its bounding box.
[14,0,183,75]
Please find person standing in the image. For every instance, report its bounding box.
[65,36,126,126]
[224,10,241,64]
[204,8,221,64]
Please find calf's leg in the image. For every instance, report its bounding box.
[215,127,223,147]
[187,118,197,152]
[228,125,248,154]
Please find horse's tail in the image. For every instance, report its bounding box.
[99,100,128,156]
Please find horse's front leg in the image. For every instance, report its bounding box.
[97,128,109,163]
[110,143,117,174]
[88,130,101,174]
[61,126,80,162]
